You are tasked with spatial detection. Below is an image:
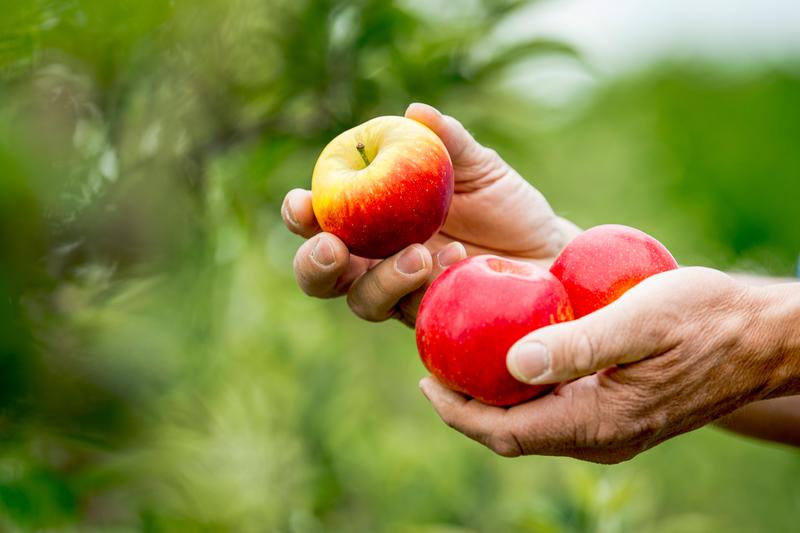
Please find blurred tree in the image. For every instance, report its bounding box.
[0,0,798,531]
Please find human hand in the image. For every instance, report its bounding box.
[282,103,579,326]
[420,267,800,462]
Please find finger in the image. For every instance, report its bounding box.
[506,375,610,455]
[395,242,467,325]
[404,103,487,169]
[506,291,679,385]
[422,375,614,458]
[419,376,524,457]
[282,188,321,238]
[294,233,370,298]
[433,241,467,271]
[346,244,433,322]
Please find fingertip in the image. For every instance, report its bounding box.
[422,377,467,409]
[419,376,440,398]
[507,339,555,385]
[435,241,467,269]
[287,187,311,198]
[283,188,320,237]
[419,377,456,408]
[423,375,446,391]
[405,103,451,143]
[309,234,339,268]
[419,375,439,387]
[405,102,442,122]
[395,243,433,276]
[419,377,432,400]
[281,192,299,227]
[310,235,336,270]
[406,105,474,164]
[294,233,351,297]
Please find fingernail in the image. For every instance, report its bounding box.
[282,196,299,227]
[436,243,465,268]
[507,341,551,384]
[311,237,336,267]
[396,246,425,275]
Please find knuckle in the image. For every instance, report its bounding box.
[488,432,522,458]
[475,147,505,177]
[481,147,500,162]
[642,314,677,349]
[439,410,459,431]
[571,329,599,375]
[346,272,397,322]
[368,268,396,299]
[346,289,386,322]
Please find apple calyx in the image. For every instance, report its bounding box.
[356,142,371,167]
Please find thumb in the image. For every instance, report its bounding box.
[506,300,673,385]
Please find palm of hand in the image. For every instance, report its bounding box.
[427,155,569,268]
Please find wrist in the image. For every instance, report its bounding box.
[749,282,800,397]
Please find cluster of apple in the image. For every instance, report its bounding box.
[311,116,677,407]
[416,225,677,405]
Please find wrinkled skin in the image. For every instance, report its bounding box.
[283,104,800,463]
[421,267,799,463]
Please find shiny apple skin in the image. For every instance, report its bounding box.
[311,116,454,259]
[416,255,574,407]
[550,224,679,318]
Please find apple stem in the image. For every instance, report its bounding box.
[356,142,371,166]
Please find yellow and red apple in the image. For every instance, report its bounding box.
[416,255,574,406]
[311,116,454,259]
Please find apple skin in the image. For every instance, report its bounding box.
[416,255,574,407]
[311,116,454,259]
[550,224,678,318]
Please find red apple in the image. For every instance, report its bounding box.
[416,255,574,406]
[311,116,454,259]
[550,224,678,318]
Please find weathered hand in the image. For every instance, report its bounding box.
[282,103,579,326]
[421,267,800,462]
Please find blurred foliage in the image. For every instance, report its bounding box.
[0,0,799,531]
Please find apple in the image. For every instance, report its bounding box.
[311,116,454,259]
[550,224,678,318]
[416,255,574,406]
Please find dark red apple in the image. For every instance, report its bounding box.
[416,255,574,406]
[550,224,678,318]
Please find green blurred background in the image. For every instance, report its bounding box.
[1,0,799,531]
